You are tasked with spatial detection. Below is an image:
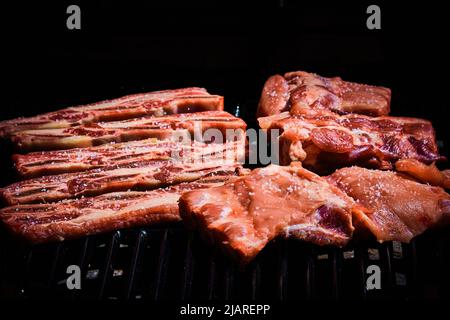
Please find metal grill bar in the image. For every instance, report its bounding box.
[71,237,90,300]
[19,249,33,299]
[305,246,314,299]
[98,230,121,299]
[276,241,288,300]
[47,243,62,291]
[152,229,169,300]
[357,245,367,300]
[332,249,341,299]
[223,264,234,300]
[126,230,147,300]
[207,258,217,300]
[250,263,261,300]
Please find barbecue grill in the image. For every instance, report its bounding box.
[1,1,449,304]
[1,105,449,301]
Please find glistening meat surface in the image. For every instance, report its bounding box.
[395,159,450,190]
[257,71,391,117]
[13,139,245,178]
[0,87,223,137]
[259,112,443,174]
[11,111,246,151]
[327,166,450,242]
[179,163,356,264]
[0,173,240,244]
[1,158,242,205]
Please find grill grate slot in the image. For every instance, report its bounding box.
[23,244,60,298]
[276,241,288,300]
[180,232,194,300]
[185,233,218,300]
[20,249,34,298]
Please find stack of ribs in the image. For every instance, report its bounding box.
[0,88,247,243]
[179,71,450,264]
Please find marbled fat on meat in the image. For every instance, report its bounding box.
[13,139,245,178]
[1,155,243,205]
[0,87,224,137]
[10,111,247,151]
[259,112,443,174]
[0,173,240,243]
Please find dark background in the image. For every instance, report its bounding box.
[2,0,449,157]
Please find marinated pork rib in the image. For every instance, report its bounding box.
[259,112,444,174]
[13,139,245,178]
[0,88,224,137]
[11,111,246,151]
[1,157,242,205]
[257,71,391,117]
[179,163,357,264]
[328,166,450,243]
[0,173,241,244]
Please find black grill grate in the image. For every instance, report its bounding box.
[1,224,449,300]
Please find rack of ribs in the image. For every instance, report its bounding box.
[179,163,357,264]
[327,166,450,242]
[257,71,391,118]
[0,172,244,244]
[10,111,247,151]
[13,139,246,178]
[259,112,444,174]
[0,87,223,137]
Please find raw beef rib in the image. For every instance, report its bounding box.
[13,139,245,178]
[0,87,223,137]
[0,173,242,244]
[11,111,246,151]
